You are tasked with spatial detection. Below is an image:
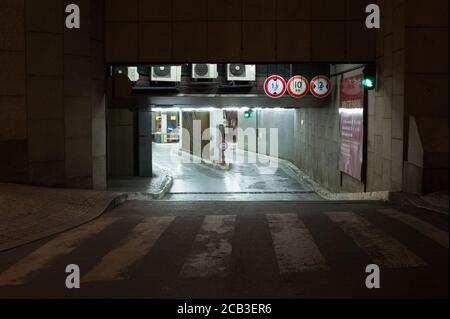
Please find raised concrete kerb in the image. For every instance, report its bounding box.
[0,169,174,251]
[179,149,231,171]
[280,158,390,201]
[236,148,390,202]
[106,165,174,200]
[0,183,125,252]
[201,159,231,171]
[123,172,174,201]
[406,194,449,216]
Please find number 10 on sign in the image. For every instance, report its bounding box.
[287,76,309,98]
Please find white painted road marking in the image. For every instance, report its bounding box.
[83,216,175,282]
[180,215,236,278]
[325,212,427,268]
[0,217,119,286]
[379,208,449,249]
[267,213,329,273]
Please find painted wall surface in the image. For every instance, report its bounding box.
[258,109,295,162]
[294,65,366,193]
[181,111,211,159]
[237,111,257,153]
[237,109,295,162]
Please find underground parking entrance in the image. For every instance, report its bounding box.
[105,63,371,201]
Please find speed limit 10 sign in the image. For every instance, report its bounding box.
[287,76,309,98]
[310,75,332,98]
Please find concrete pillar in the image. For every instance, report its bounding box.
[209,109,224,162]
[161,112,168,143]
[178,110,183,149]
[138,112,152,177]
[0,0,27,184]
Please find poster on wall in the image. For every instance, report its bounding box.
[338,75,364,181]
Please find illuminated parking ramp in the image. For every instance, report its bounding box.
[180,215,236,278]
[325,212,426,268]
[379,208,449,249]
[0,217,119,286]
[267,213,329,273]
[83,216,175,283]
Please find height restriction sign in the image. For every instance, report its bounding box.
[310,75,332,98]
[287,76,309,98]
[264,75,286,98]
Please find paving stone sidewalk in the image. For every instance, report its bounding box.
[410,191,449,215]
[0,183,124,252]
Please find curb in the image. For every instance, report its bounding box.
[122,172,174,201]
[408,201,449,215]
[179,149,231,171]
[234,148,389,202]
[201,159,231,171]
[389,192,449,216]
[0,169,174,251]
[280,160,389,201]
[0,192,125,253]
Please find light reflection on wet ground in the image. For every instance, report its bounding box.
[153,143,322,200]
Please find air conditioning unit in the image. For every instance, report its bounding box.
[151,65,182,82]
[227,64,256,81]
[192,63,218,79]
[127,67,139,82]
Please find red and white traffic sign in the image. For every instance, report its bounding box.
[263,75,286,98]
[310,75,332,98]
[287,75,309,98]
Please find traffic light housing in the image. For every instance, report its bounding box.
[362,64,377,90]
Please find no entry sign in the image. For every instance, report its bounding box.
[287,76,309,98]
[264,75,286,98]
[310,75,332,98]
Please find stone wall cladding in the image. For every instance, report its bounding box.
[0,0,106,189]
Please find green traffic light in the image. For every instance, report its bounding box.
[362,78,374,88]
[362,64,376,90]
[244,110,253,118]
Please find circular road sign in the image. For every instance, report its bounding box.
[264,75,286,98]
[287,75,309,98]
[220,141,228,151]
[310,75,332,98]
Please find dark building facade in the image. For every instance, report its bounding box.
[0,0,448,194]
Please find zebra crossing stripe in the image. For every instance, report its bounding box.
[379,208,449,249]
[325,212,427,268]
[267,213,329,273]
[0,217,119,286]
[83,216,175,283]
[180,215,236,278]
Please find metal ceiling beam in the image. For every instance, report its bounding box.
[108,94,329,110]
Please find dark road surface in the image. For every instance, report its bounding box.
[0,201,447,299]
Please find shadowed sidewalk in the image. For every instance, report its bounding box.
[0,183,124,252]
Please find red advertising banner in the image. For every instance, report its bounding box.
[338,75,364,181]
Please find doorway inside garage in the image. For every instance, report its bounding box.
[106,63,367,200]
